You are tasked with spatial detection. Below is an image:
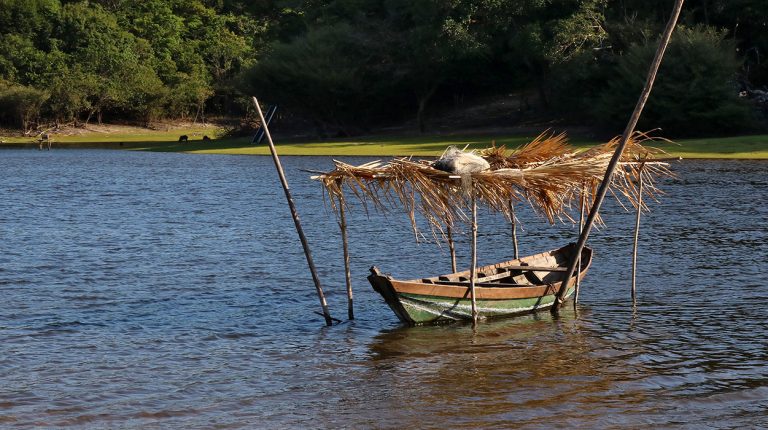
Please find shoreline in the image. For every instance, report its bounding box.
[2,125,767,159]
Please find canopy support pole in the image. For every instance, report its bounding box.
[509,200,519,260]
[337,189,355,320]
[574,188,586,310]
[552,0,684,313]
[253,97,334,326]
[631,162,646,303]
[447,224,457,273]
[469,185,479,324]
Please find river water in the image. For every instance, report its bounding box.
[0,149,766,429]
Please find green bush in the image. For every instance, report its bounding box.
[593,26,754,136]
[0,80,49,131]
[244,23,389,135]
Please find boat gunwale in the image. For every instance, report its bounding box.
[372,244,592,301]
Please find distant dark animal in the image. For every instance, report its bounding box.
[38,133,52,151]
[202,135,211,141]
[178,135,188,142]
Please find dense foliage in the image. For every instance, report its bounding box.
[0,0,266,128]
[1,0,766,136]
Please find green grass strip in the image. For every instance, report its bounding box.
[3,130,767,159]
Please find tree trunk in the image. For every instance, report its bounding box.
[416,84,439,134]
[536,74,549,109]
[522,57,549,110]
[84,108,95,126]
[192,106,200,124]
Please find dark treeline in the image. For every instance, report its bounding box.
[1,0,767,136]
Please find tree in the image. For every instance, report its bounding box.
[53,2,168,124]
[500,0,608,109]
[594,26,754,135]
[0,0,61,49]
[246,0,494,133]
[246,22,383,135]
[381,0,490,132]
[0,80,49,132]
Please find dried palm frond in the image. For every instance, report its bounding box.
[313,131,675,240]
[480,131,573,170]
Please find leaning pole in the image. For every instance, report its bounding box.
[552,0,685,313]
[253,97,334,326]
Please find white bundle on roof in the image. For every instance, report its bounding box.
[432,146,490,174]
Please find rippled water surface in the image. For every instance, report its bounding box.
[1,149,766,429]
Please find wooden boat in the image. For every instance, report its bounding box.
[368,244,593,325]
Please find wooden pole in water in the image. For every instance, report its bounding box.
[631,162,646,303]
[336,189,355,320]
[252,97,334,326]
[552,0,685,313]
[447,224,457,273]
[469,184,479,323]
[509,200,519,260]
[574,188,586,310]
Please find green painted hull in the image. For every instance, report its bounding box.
[396,287,575,324]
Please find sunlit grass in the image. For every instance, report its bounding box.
[177,134,768,159]
[666,135,768,159]
[0,126,217,146]
[3,128,767,159]
[183,135,548,156]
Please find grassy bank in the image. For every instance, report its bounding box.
[3,126,767,159]
[143,133,768,159]
[0,124,218,148]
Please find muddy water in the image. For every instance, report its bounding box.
[1,150,766,428]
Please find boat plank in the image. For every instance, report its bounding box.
[428,265,567,283]
[391,279,562,300]
[434,280,529,287]
[505,265,568,272]
[476,270,511,282]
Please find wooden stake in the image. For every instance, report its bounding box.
[469,185,479,324]
[337,190,355,320]
[509,200,519,260]
[552,0,684,313]
[574,188,586,309]
[447,224,457,273]
[252,97,334,326]
[631,163,646,303]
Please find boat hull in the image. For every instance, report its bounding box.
[394,288,575,323]
[368,244,591,325]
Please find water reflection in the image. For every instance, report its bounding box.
[362,310,630,428]
[359,296,768,428]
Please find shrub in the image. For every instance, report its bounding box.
[0,80,48,131]
[593,26,755,136]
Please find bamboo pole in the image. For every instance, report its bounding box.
[253,97,334,326]
[447,224,457,273]
[337,191,355,320]
[469,185,479,324]
[552,0,685,313]
[509,200,519,260]
[631,163,646,303]
[574,188,586,310]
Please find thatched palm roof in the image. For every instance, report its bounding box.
[313,132,674,237]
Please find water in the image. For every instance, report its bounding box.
[0,149,766,429]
